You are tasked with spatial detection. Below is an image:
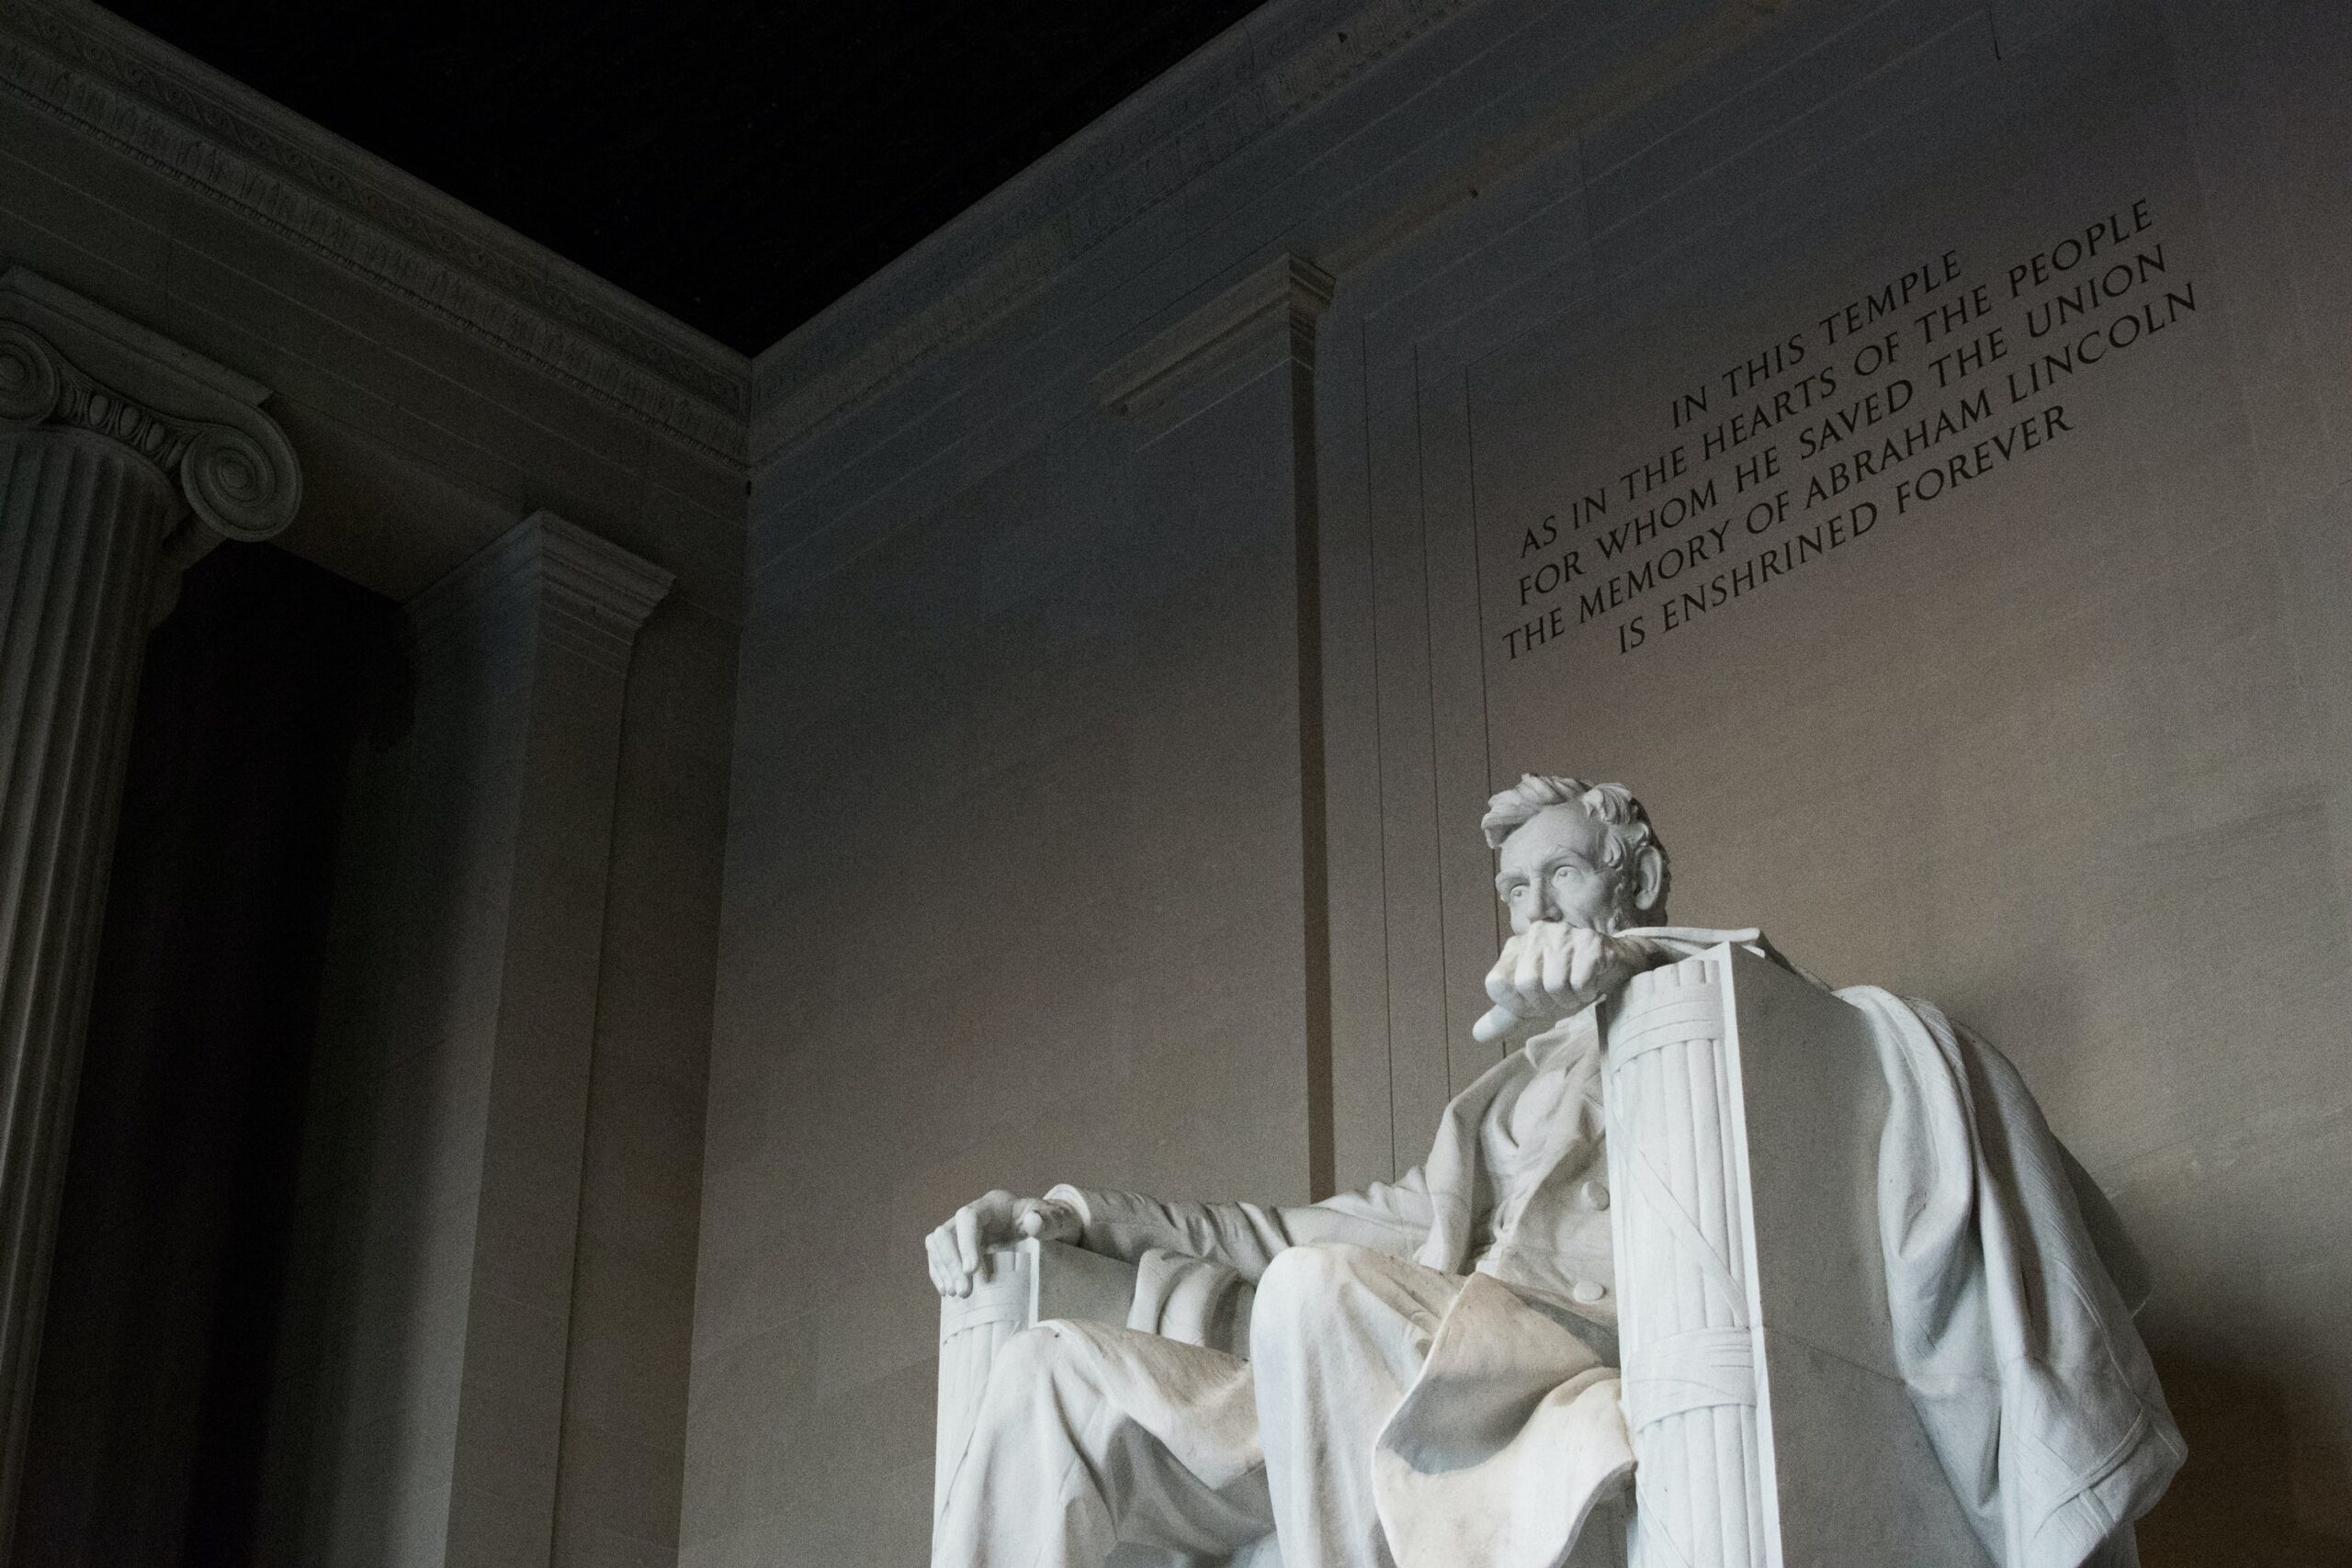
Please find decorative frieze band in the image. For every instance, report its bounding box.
[0,0,1471,468]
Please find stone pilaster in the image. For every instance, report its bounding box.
[1095,254,1341,1200]
[0,267,299,1543]
[415,513,673,1568]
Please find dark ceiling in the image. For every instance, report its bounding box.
[101,1,1267,356]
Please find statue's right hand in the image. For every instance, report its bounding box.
[1475,923,1655,1043]
[925,1190,1081,1298]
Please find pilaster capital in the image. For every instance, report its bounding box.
[528,511,675,638]
[1094,254,1336,420]
[0,267,300,543]
[410,511,673,676]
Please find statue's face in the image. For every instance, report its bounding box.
[1494,805,1624,935]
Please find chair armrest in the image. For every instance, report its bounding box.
[935,1239,1139,1521]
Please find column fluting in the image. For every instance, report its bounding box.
[0,272,299,1549]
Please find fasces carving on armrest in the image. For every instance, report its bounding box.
[934,1240,1141,1523]
[1606,943,1996,1568]
[1604,951,1767,1568]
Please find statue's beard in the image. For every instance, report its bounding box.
[1589,879,1659,936]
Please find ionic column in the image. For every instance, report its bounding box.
[0,268,299,1540]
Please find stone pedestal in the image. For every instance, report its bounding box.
[0,269,298,1541]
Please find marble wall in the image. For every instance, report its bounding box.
[707,0,2352,1563]
[255,517,730,1568]
[13,0,2337,1562]
[553,599,739,1568]
[697,326,1329,1563]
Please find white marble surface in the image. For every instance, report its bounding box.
[926,785,2178,1568]
[687,4,2352,1565]
[922,784,1663,1568]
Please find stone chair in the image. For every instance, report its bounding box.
[934,945,1995,1568]
[933,1237,1271,1568]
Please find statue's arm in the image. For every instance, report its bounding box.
[1047,1168,1433,1282]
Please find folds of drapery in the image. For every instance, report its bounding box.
[1046,932,2182,1568]
[1847,987,2183,1568]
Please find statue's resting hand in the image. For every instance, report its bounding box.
[926,1190,1083,1298]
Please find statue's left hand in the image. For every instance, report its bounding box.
[1474,924,1653,1043]
[924,1190,1083,1298]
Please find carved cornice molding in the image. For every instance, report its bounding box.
[1094,255,1335,420]
[750,0,1471,458]
[0,0,748,461]
[0,265,298,541]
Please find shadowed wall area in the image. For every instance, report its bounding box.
[12,544,403,1567]
[0,5,744,1562]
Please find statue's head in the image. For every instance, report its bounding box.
[1481,775,1669,936]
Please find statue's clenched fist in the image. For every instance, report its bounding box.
[926,1190,1082,1297]
[1472,922,1655,1043]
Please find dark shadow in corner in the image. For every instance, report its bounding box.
[10,542,406,1568]
[2137,1347,2352,1567]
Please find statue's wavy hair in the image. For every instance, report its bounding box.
[1479,774,1670,919]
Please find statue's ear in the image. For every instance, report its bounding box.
[1632,845,1666,912]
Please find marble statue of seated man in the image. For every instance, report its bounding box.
[926,775,2182,1568]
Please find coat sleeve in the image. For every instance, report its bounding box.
[1049,1168,1435,1282]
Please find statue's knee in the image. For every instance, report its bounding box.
[987,1323,1076,1395]
[1251,1243,1370,1355]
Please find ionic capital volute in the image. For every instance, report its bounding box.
[0,267,300,545]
